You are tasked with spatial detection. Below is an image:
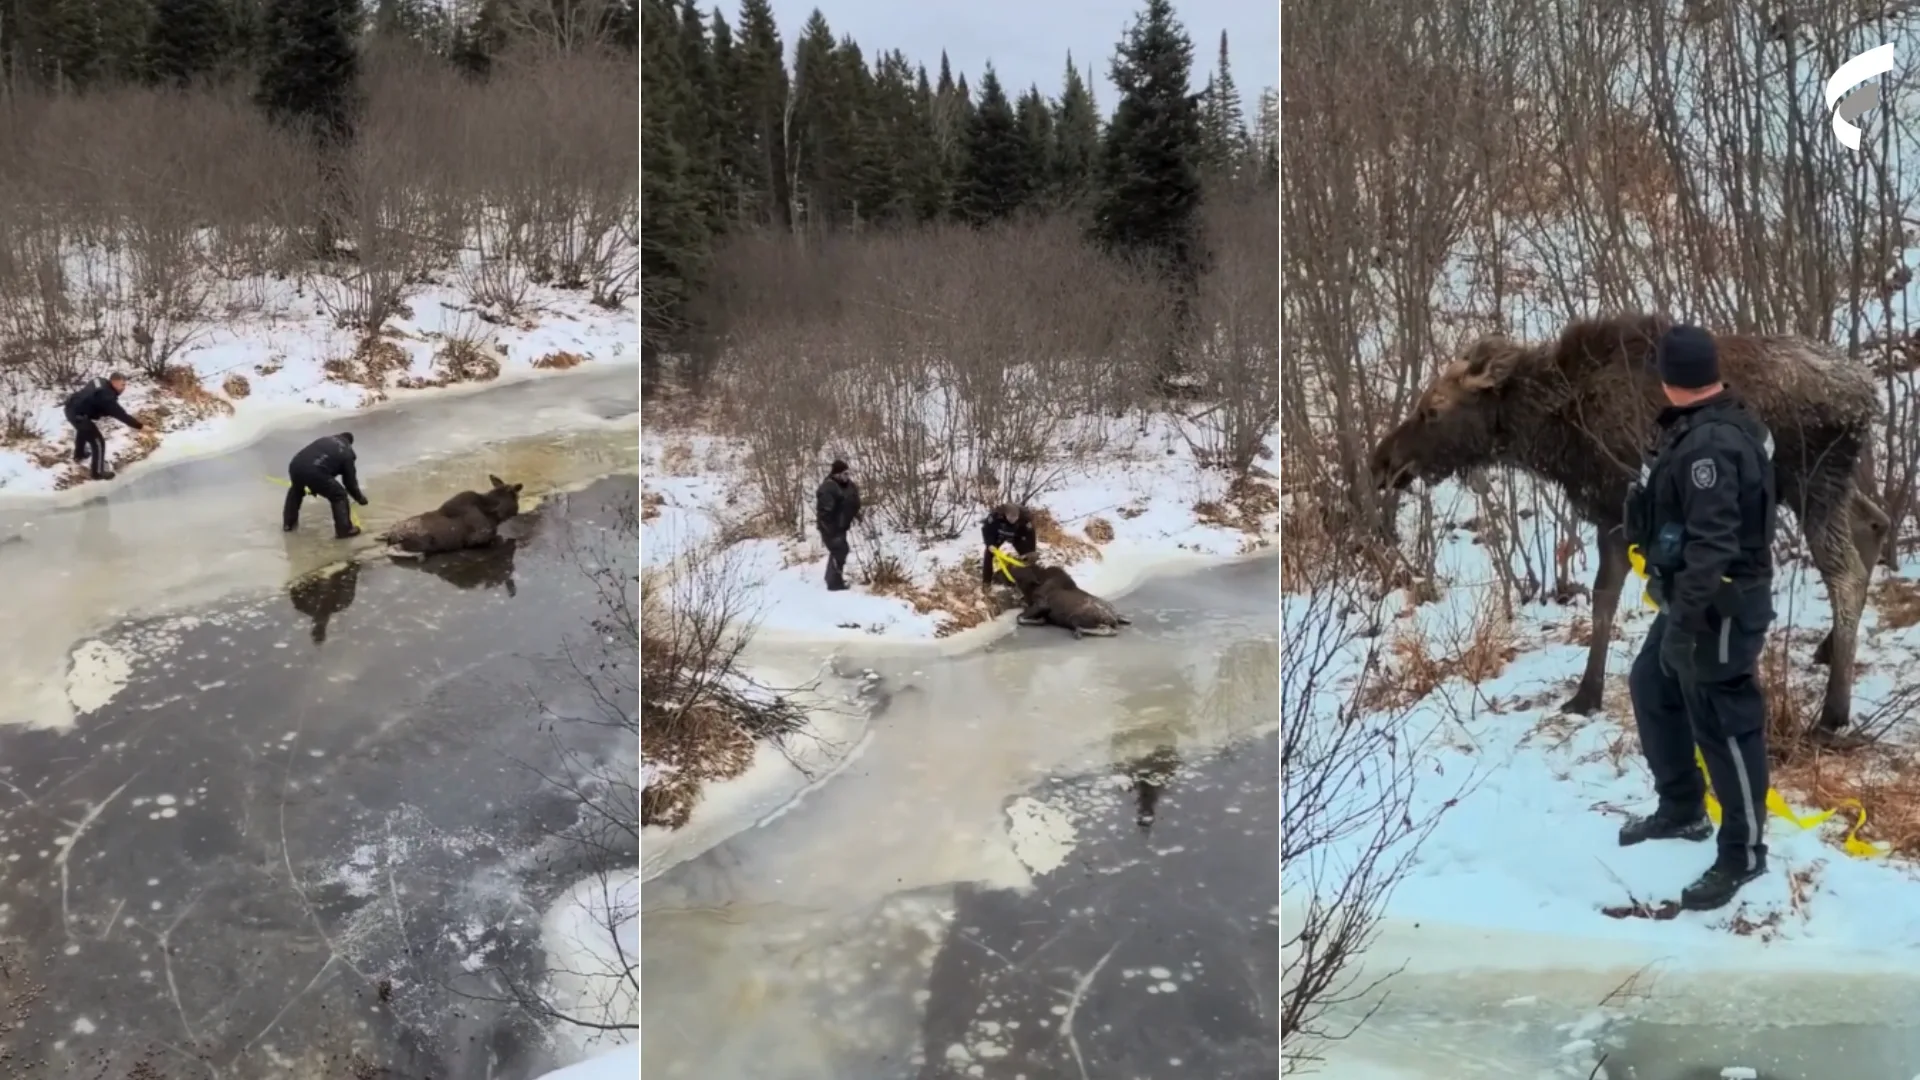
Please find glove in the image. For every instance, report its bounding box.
[355,495,370,506]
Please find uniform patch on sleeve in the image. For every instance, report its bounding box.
[1691,458,1718,490]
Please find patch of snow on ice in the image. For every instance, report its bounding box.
[65,639,132,716]
[541,869,638,1061]
[1005,796,1079,877]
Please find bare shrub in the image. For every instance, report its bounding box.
[1282,547,1473,1072]
[639,530,808,831]
[1189,191,1279,473]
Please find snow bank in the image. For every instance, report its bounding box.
[642,412,1277,651]
[533,1046,636,1080]
[1295,476,1920,966]
[0,264,636,502]
[540,869,639,1064]
[640,662,875,883]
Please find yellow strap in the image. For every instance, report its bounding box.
[266,474,363,528]
[1694,746,1889,858]
[990,546,1027,582]
[1627,545,1659,610]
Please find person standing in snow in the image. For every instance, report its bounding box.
[284,432,370,539]
[980,503,1038,585]
[815,459,861,591]
[1619,324,1779,912]
[63,371,144,481]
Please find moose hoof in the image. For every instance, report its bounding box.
[1558,689,1602,717]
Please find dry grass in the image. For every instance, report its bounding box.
[639,702,757,830]
[1031,507,1103,563]
[642,490,664,522]
[1871,575,1920,631]
[1084,516,1115,542]
[1196,476,1281,535]
[222,372,252,399]
[1770,741,1920,858]
[534,350,587,370]
[861,558,1021,637]
[1357,597,1519,714]
[657,441,696,476]
[326,338,411,391]
[155,365,236,420]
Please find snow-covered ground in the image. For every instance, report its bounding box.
[534,1046,637,1080]
[643,413,1278,646]
[0,250,636,499]
[1292,475,1920,965]
[640,410,1279,880]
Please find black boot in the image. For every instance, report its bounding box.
[1618,808,1712,847]
[337,526,363,540]
[1680,859,1766,911]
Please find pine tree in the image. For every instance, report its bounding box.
[908,64,946,222]
[640,0,709,356]
[255,0,362,146]
[707,8,744,220]
[148,0,231,86]
[1051,53,1099,207]
[675,0,722,230]
[732,0,790,230]
[956,65,1025,225]
[1092,0,1204,283]
[1093,0,1205,385]
[1201,30,1248,179]
[449,0,505,77]
[1014,85,1054,209]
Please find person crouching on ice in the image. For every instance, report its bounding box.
[64,371,144,481]
[981,503,1037,586]
[284,432,370,539]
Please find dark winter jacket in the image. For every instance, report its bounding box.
[291,435,368,504]
[982,507,1037,556]
[1627,391,1777,633]
[64,377,142,428]
[815,474,861,536]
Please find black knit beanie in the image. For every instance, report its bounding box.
[1656,324,1720,390]
[829,459,849,476]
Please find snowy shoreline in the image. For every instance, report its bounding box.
[0,269,637,502]
[640,414,1279,881]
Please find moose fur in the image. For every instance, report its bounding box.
[1012,561,1133,638]
[381,474,525,556]
[1370,314,1886,732]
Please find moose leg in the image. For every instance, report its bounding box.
[1813,489,1887,666]
[1562,530,1629,716]
[1017,602,1050,626]
[1806,497,1866,732]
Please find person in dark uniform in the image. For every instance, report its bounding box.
[1619,324,1779,912]
[814,459,861,591]
[284,432,369,539]
[981,503,1038,585]
[63,372,144,481]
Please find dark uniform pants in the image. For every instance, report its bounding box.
[286,464,356,537]
[67,411,106,477]
[820,528,850,589]
[1629,613,1771,871]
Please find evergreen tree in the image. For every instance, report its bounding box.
[148,0,231,86]
[640,0,709,355]
[1092,0,1205,384]
[707,8,745,219]
[1200,30,1248,178]
[908,63,946,222]
[675,0,722,230]
[449,0,505,77]
[255,0,361,146]
[956,65,1025,225]
[1052,54,1100,207]
[1014,84,1053,207]
[789,11,850,229]
[1092,0,1204,284]
[732,0,790,230]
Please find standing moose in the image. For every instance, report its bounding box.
[1370,314,1886,734]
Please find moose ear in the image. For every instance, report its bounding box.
[488,474,506,489]
[1459,336,1522,392]
[510,483,523,494]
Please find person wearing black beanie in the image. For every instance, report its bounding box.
[814,459,861,591]
[1618,321,1780,912]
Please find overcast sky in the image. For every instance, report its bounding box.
[755,0,1277,118]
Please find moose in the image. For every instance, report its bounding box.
[1370,314,1886,734]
